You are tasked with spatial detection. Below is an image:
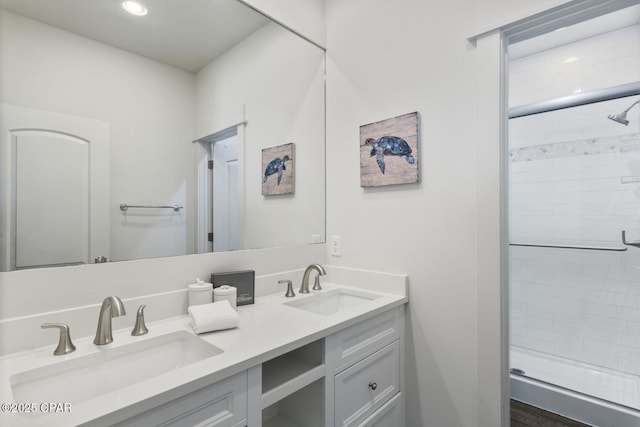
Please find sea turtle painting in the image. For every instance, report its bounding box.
[365,136,415,174]
[262,155,290,185]
[359,112,419,187]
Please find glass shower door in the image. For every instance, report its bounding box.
[508,95,640,410]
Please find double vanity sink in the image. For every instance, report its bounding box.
[10,288,378,412]
[1,280,407,426]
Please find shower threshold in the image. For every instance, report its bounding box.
[510,346,640,410]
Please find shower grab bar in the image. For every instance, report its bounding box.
[622,230,640,248]
[509,243,627,252]
[120,203,183,212]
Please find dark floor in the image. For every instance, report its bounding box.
[511,400,592,427]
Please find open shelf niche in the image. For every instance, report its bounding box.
[262,379,324,427]
[260,339,325,426]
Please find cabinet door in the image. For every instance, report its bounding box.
[116,372,247,427]
[333,307,402,373]
[357,393,403,427]
[334,341,399,427]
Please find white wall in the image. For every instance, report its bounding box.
[0,10,195,262]
[323,0,580,426]
[196,22,325,249]
[324,1,479,425]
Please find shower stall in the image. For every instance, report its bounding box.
[508,7,640,426]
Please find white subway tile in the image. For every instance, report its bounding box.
[584,300,617,319]
[580,349,618,371]
[617,345,640,362]
[510,301,527,319]
[511,317,527,336]
[555,344,584,360]
[554,309,583,325]
[529,282,556,297]
[553,296,583,314]
[583,263,614,279]
[523,337,556,354]
[580,61,615,79]
[552,328,582,349]
[528,300,556,320]
[615,53,640,74]
[579,178,620,191]
[618,358,640,376]
[511,333,529,348]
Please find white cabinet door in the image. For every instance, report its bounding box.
[357,393,403,427]
[332,306,402,373]
[334,341,400,427]
[116,372,247,427]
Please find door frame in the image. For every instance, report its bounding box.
[471,1,637,425]
[194,109,246,254]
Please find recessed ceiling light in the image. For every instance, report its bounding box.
[122,1,147,16]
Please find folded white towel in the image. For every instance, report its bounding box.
[188,300,239,334]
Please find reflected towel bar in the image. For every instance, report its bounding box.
[120,203,183,212]
[509,243,627,252]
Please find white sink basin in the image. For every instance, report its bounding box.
[10,331,222,410]
[284,288,380,316]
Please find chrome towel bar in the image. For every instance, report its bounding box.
[120,203,183,212]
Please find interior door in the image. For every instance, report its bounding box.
[212,135,239,252]
[0,104,110,270]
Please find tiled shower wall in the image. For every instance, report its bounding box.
[509,23,640,374]
[509,24,640,108]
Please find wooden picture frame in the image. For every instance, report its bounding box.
[262,143,295,195]
[360,112,420,187]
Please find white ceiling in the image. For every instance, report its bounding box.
[509,4,640,59]
[0,0,270,72]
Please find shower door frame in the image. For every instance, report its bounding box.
[472,1,640,426]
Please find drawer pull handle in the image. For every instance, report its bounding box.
[369,382,377,391]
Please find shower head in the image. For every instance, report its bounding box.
[608,99,639,126]
[608,112,630,126]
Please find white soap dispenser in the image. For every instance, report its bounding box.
[188,278,213,307]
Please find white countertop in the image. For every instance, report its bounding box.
[0,282,407,426]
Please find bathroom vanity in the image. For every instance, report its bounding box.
[0,277,407,427]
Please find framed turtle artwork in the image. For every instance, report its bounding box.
[360,111,420,187]
[262,143,295,196]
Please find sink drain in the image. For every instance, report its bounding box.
[510,368,526,375]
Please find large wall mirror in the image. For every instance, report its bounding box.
[0,0,326,272]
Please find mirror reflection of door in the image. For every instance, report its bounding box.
[210,134,239,252]
[0,104,110,271]
[15,131,88,268]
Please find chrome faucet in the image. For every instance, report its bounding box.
[299,264,326,294]
[94,296,126,345]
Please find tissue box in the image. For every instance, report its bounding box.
[211,270,255,306]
